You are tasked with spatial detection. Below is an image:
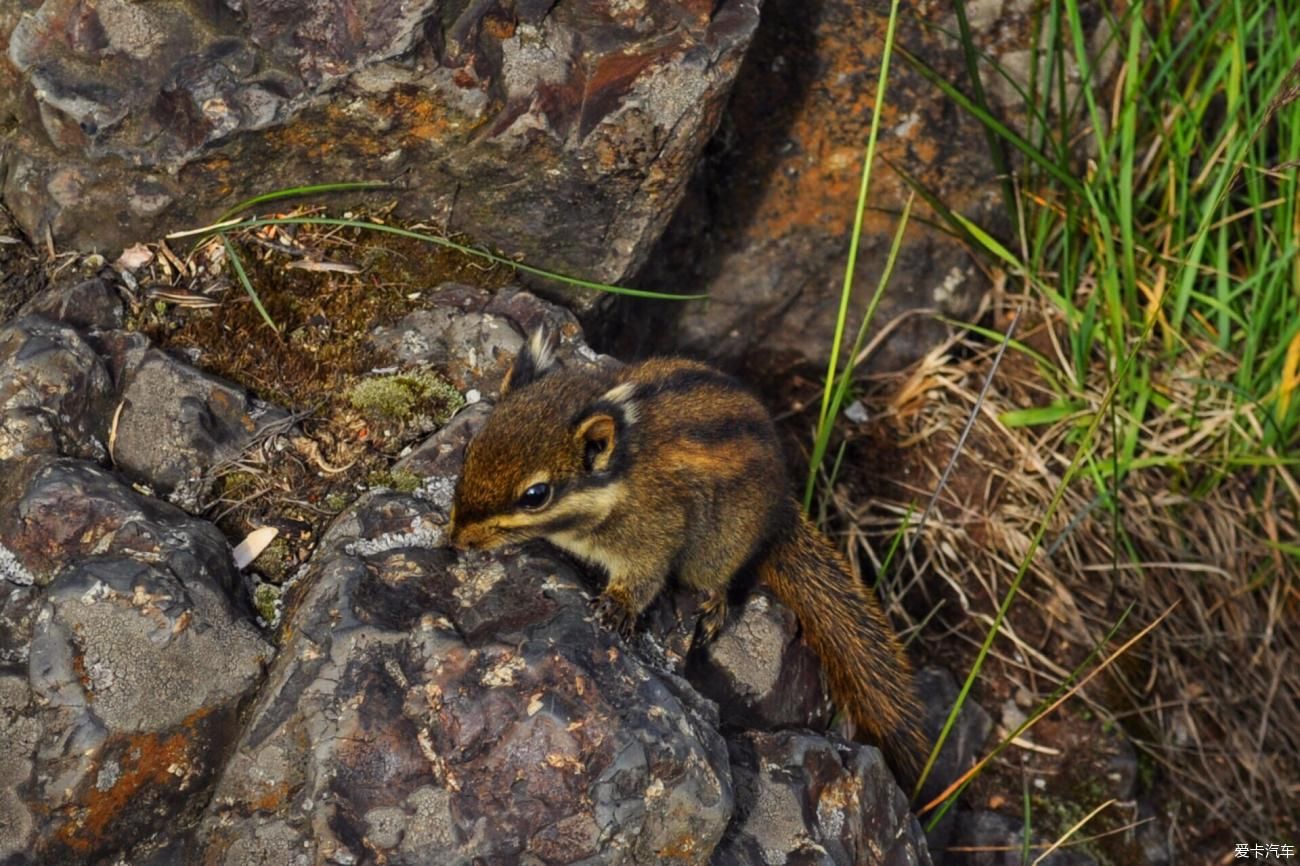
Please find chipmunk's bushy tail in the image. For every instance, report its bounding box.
[760,506,928,783]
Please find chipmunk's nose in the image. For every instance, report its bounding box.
[446,507,478,550]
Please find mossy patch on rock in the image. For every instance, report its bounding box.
[253,581,283,627]
[366,468,422,493]
[347,370,465,429]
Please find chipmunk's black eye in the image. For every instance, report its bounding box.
[517,483,552,510]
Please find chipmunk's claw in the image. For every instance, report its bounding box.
[592,593,636,639]
[695,590,729,644]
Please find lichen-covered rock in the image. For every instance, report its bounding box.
[714,730,932,866]
[2,0,762,296]
[0,456,272,864]
[687,589,833,732]
[198,461,734,865]
[0,315,113,462]
[112,347,289,510]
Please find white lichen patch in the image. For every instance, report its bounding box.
[480,654,525,687]
[814,776,855,839]
[932,265,970,308]
[346,515,445,557]
[79,580,117,605]
[450,559,505,608]
[0,544,35,587]
[415,475,456,509]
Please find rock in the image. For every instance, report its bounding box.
[914,666,993,857]
[614,0,1116,376]
[915,667,992,798]
[714,730,932,866]
[0,315,114,462]
[368,284,579,399]
[1133,800,1171,866]
[687,589,833,732]
[18,276,125,333]
[112,347,290,511]
[0,456,272,864]
[2,0,762,297]
[197,452,734,864]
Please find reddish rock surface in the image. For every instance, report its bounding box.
[1,0,760,293]
[621,0,1045,373]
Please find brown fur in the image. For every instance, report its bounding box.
[449,336,927,778]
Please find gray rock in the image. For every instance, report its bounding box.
[915,667,992,801]
[199,451,734,864]
[0,456,272,864]
[914,666,993,857]
[2,0,762,299]
[368,284,553,399]
[688,589,833,732]
[112,347,290,510]
[0,315,113,462]
[714,730,932,866]
[0,457,236,590]
[17,276,125,333]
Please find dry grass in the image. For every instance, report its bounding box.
[828,297,1298,857]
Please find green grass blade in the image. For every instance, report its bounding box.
[217,181,393,222]
[804,192,913,508]
[221,234,278,331]
[191,216,702,301]
[898,45,1085,198]
[815,0,906,434]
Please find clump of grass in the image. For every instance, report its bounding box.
[885,0,1300,851]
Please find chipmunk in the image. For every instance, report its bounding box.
[448,331,927,778]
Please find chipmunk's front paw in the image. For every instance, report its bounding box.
[695,590,729,644]
[592,593,636,639]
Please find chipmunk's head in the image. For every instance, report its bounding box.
[448,330,629,551]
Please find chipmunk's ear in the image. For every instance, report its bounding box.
[502,328,557,395]
[574,412,617,473]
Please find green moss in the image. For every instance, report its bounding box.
[324,492,353,512]
[253,582,282,625]
[346,369,465,426]
[254,537,292,582]
[367,468,422,493]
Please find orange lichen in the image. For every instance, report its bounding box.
[482,13,517,40]
[656,834,706,860]
[252,780,295,813]
[58,708,214,852]
[729,5,983,244]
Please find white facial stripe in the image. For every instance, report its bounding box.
[529,329,555,375]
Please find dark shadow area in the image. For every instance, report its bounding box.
[589,0,827,363]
